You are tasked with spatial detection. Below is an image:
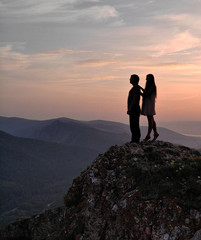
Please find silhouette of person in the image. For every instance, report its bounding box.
[127,74,143,143]
[141,74,159,141]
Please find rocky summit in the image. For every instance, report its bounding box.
[1,141,201,240]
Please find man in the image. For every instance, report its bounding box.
[127,74,142,143]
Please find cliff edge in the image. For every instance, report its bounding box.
[1,141,201,240]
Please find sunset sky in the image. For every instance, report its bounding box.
[1,0,201,124]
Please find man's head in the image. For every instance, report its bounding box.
[130,74,139,85]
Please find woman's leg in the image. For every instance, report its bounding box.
[153,117,157,134]
[152,117,159,141]
[144,115,153,141]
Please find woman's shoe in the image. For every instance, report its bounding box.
[152,133,159,141]
[143,136,151,141]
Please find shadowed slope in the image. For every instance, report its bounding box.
[0,131,98,228]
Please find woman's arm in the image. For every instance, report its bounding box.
[144,85,155,96]
[139,85,144,92]
[139,85,144,96]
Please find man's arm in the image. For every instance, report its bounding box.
[127,95,138,115]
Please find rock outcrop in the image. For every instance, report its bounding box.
[1,141,201,240]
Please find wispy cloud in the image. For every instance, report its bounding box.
[0,45,122,84]
[75,58,119,67]
[0,0,64,15]
[62,5,120,23]
[155,13,201,30]
[0,45,30,71]
[0,0,121,24]
[177,95,200,101]
[153,31,201,56]
[2,43,201,86]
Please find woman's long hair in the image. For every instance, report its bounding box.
[145,74,157,97]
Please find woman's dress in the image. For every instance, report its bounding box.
[141,93,156,116]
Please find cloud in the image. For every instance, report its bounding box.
[84,6,119,21]
[155,13,201,28]
[0,41,26,51]
[177,95,200,101]
[153,31,201,56]
[1,38,201,87]
[0,45,30,71]
[75,58,118,67]
[0,45,122,85]
[58,5,120,23]
[118,62,190,71]
[167,80,201,84]
[0,0,121,24]
[0,0,64,15]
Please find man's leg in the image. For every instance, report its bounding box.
[129,114,141,142]
[129,115,134,142]
[134,113,141,142]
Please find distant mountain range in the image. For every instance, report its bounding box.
[0,116,201,228]
[158,121,201,136]
[0,116,201,149]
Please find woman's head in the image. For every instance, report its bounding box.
[146,74,155,84]
[145,74,157,96]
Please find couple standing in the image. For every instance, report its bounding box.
[127,74,159,143]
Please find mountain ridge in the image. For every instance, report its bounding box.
[1,116,201,149]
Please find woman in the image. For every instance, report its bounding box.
[141,74,159,141]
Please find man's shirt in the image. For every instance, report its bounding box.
[127,85,141,114]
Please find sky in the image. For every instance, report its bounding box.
[1,0,201,124]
